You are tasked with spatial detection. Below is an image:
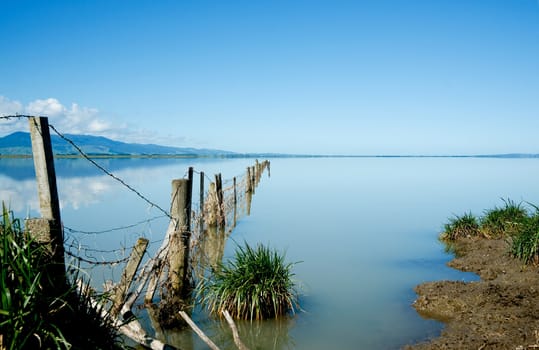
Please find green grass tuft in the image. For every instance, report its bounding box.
[510,212,539,265]
[441,212,481,241]
[441,199,539,266]
[481,199,528,238]
[197,242,299,320]
[0,203,126,349]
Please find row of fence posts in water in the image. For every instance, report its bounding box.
[103,159,270,349]
[22,116,270,349]
[163,159,271,301]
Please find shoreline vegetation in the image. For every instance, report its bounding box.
[407,199,539,349]
[1,204,126,349]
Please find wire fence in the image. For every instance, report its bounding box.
[1,114,270,289]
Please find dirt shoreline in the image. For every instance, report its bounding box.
[405,237,539,350]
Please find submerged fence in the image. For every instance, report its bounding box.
[1,115,270,349]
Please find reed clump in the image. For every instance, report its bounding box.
[441,199,539,265]
[196,242,299,321]
[481,199,528,238]
[0,203,125,350]
[440,212,481,241]
[510,211,539,265]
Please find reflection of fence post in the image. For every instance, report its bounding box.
[246,190,252,216]
[27,116,66,288]
[168,178,192,297]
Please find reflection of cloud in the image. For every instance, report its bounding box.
[0,161,181,217]
[58,177,113,210]
[0,178,39,214]
[0,174,113,214]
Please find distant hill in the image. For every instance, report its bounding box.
[0,131,236,157]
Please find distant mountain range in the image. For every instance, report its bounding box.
[0,131,237,157]
[1,131,539,159]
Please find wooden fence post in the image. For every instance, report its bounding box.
[111,238,149,317]
[167,178,192,297]
[27,116,66,286]
[200,171,205,232]
[250,166,256,193]
[215,174,225,228]
[233,177,237,227]
[246,167,252,193]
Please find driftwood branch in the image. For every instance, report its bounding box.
[222,310,250,350]
[178,311,221,350]
[75,280,174,350]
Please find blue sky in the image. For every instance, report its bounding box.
[1,0,538,155]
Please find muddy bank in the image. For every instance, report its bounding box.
[405,237,539,350]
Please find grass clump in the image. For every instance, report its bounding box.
[481,199,528,238]
[441,212,481,241]
[0,203,126,349]
[441,199,539,265]
[197,242,299,321]
[511,210,539,265]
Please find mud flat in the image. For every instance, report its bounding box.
[405,237,539,350]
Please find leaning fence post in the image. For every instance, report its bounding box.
[27,116,66,287]
[111,237,149,318]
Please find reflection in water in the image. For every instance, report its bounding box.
[157,310,296,350]
[209,317,296,350]
[0,174,113,213]
[6,157,536,348]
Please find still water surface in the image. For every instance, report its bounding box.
[3,156,539,349]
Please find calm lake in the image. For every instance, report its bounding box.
[3,156,539,349]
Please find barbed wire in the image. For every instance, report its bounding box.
[47,122,173,220]
[3,114,271,285]
[64,215,167,235]
[65,250,131,266]
[65,236,165,256]
[0,115,31,120]
[2,114,172,219]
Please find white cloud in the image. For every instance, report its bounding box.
[0,95,190,147]
[26,98,65,116]
[0,96,27,134]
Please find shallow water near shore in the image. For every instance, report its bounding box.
[3,156,539,349]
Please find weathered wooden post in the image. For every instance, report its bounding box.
[111,237,149,317]
[199,171,205,232]
[250,166,256,193]
[246,167,252,193]
[27,116,66,287]
[167,178,192,298]
[215,174,225,228]
[255,159,260,185]
[233,177,237,227]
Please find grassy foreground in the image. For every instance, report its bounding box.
[0,204,126,350]
[440,199,539,264]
